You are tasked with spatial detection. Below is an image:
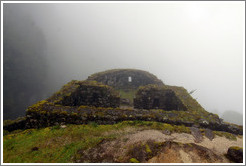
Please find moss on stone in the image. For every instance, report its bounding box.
[134,84,187,111]
[129,158,140,163]
[175,125,191,133]
[213,131,237,140]
[229,146,243,151]
[145,144,152,153]
[47,80,120,106]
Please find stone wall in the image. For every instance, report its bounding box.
[134,85,187,111]
[87,69,164,90]
[47,80,120,108]
[61,84,120,108]
[3,103,243,135]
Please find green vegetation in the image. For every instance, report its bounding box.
[229,146,243,151]
[87,69,162,84]
[3,117,26,126]
[47,80,119,105]
[22,69,226,136]
[166,85,211,116]
[2,121,192,163]
[4,123,120,163]
[129,158,140,163]
[134,84,220,124]
[117,89,137,104]
[3,120,241,163]
[138,84,208,115]
[145,144,152,153]
[23,99,241,137]
[213,131,237,141]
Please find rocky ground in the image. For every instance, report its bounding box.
[3,121,243,163]
[73,127,243,163]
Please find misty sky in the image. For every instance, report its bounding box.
[3,2,245,117]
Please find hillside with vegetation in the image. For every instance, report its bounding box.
[3,69,243,163]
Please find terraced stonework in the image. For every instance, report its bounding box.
[3,69,243,137]
[47,80,120,108]
[134,84,187,110]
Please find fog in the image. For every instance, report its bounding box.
[2,2,244,124]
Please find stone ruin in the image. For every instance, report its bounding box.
[3,69,243,136]
[37,69,190,111]
[48,69,187,110]
[87,69,164,90]
[47,80,120,108]
[87,69,164,106]
[134,84,187,110]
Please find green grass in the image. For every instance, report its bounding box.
[117,89,137,103]
[213,131,237,141]
[3,123,120,163]
[229,146,243,151]
[3,121,189,163]
[129,158,140,163]
[3,120,238,163]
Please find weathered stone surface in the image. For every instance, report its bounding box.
[75,140,224,163]
[227,146,243,163]
[190,127,203,143]
[134,84,187,110]
[199,119,209,126]
[3,102,243,135]
[148,141,224,163]
[163,129,171,135]
[203,121,243,135]
[87,69,164,90]
[48,80,120,108]
[204,129,214,141]
[120,98,131,106]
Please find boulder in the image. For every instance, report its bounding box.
[163,129,172,135]
[190,127,203,143]
[204,129,214,141]
[227,146,243,163]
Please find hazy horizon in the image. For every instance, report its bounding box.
[2,2,245,124]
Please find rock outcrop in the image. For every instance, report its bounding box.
[73,128,242,163]
[226,146,243,163]
[204,129,215,141]
[190,127,203,143]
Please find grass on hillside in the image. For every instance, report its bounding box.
[4,122,118,163]
[3,121,238,163]
[3,121,189,163]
